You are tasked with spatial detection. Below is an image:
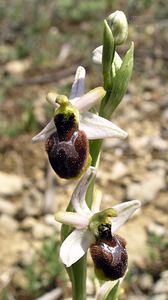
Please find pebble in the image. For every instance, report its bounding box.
[127,170,166,203]
[127,295,148,300]
[23,189,43,216]
[147,223,166,237]
[5,59,31,75]
[0,172,24,196]
[19,248,35,266]
[129,136,151,154]
[153,271,168,294]
[151,295,167,300]
[138,273,153,291]
[0,198,16,215]
[150,136,168,151]
[20,217,37,230]
[0,214,19,232]
[32,223,54,239]
[110,161,128,180]
[162,108,168,122]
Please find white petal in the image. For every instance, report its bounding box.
[32,119,56,143]
[69,66,86,100]
[71,167,96,217]
[79,112,128,140]
[60,229,94,267]
[55,212,89,229]
[74,87,106,113]
[111,200,141,233]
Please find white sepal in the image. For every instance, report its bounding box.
[111,200,141,234]
[71,167,96,217]
[32,119,56,143]
[69,66,86,100]
[79,111,128,140]
[60,229,94,267]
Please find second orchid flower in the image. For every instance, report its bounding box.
[32,67,127,179]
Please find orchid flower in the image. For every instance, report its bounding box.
[32,66,127,143]
[55,167,141,268]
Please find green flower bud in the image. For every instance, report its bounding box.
[107,10,128,45]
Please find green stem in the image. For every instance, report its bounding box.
[71,256,87,300]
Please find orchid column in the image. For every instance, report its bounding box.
[32,10,138,300]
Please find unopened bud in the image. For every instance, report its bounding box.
[107,10,128,45]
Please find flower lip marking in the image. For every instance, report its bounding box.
[90,224,128,281]
[46,98,90,179]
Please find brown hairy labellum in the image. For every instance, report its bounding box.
[45,113,89,179]
[90,225,128,280]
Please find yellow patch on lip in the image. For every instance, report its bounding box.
[54,94,79,126]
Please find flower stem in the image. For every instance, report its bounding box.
[71,256,87,300]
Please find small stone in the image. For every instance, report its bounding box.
[32,223,54,239]
[153,271,168,294]
[129,136,151,153]
[20,217,37,230]
[128,295,148,300]
[127,170,165,203]
[150,136,168,151]
[5,59,31,75]
[0,215,19,232]
[12,269,27,289]
[19,249,35,266]
[0,172,24,196]
[147,223,166,237]
[151,295,167,300]
[23,189,43,216]
[0,198,16,215]
[110,161,128,180]
[138,273,153,291]
[162,108,168,122]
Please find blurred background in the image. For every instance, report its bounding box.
[0,0,168,299]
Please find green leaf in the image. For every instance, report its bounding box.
[102,20,115,91]
[103,42,134,118]
[105,280,120,300]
